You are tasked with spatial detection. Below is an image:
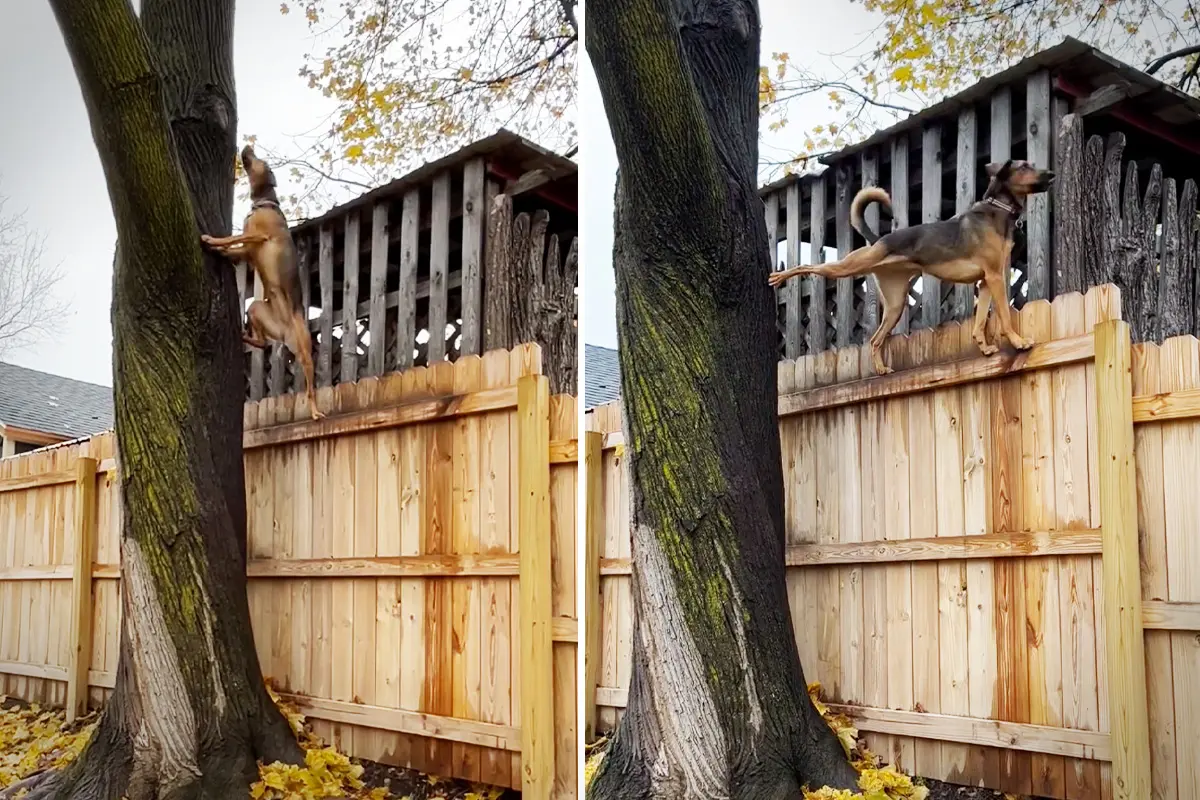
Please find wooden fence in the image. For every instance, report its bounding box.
[0,344,578,799]
[586,284,1200,800]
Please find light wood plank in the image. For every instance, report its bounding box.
[1025,70,1052,300]
[778,333,1094,416]
[952,107,977,321]
[517,374,553,798]
[281,694,521,752]
[808,175,827,352]
[835,163,855,347]
[65,457,97,722]
[1094,319,1153,800]
[583,431,603,742]
[1132,387,1200,422]
[242,385,518,450]
[341,213,361,383]
[785,182,802,359]
[0,470,76,494]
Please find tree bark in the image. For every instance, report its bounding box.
[585,1,858,798]
[31,1,304,797]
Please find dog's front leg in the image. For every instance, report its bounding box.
[983,272,1033,351]
[970,284,998,356]
[767,266,804,288]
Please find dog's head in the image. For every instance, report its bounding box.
[984,159,1055,200]
[240,145,277,197]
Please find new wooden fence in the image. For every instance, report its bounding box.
[586,284,1200,800]
[0,344,578,799]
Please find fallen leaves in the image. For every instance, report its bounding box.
[0,698,96,789]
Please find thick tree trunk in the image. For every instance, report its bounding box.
[584,1,858,798]
[26,1,304,798]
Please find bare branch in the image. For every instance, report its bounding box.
[1147,42,1200,74]
[0,196,68,357]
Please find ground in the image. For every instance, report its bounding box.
[0,686,516,800]
[584,684,1047,800]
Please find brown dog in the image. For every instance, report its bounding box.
[201,145,322,420]
[768,159,1054,375]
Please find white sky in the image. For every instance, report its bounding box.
[0,2,346,386]
[579,0,884,349]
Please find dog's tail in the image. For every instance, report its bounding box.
[851,186,891,245]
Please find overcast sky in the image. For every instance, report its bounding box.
[579,0,883,349]
[0,2,348,386]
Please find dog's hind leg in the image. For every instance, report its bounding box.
[867,272,912,375]
[803,242,900,280]
[287,313,323,421]
[970,284,998,355]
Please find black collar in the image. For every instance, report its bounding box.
[251,198,280,211]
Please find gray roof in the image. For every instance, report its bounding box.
[585,344,621,409]
[0,362,114,439]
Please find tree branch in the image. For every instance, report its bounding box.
[1146,42,1200,74]
[559,0,578,34]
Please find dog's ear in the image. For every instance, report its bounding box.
[985,160,1013,180]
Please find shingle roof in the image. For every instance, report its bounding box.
[584,344,621,410]
[0,362,114,439]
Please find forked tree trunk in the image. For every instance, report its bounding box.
[22,1,305,797]
[584,2,858,798]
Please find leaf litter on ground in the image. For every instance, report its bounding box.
[0,684,511,800]
[583,682,1028,800]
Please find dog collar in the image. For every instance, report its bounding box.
[985,197,1020,217]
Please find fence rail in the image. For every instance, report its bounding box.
[0,343,578,800]
[586,284,1200,800]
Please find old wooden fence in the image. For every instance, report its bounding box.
[0,344,578,799]
[586,284,1200,800]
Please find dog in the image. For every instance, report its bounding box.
[767,159,1055,375]
[201,145,322,420]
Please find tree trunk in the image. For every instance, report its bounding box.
[584,1,859,798]
[28,1,304,797]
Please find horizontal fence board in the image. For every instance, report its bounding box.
[243,385,518,450]
[785,530,1103,566]
[282,694,521,752]
[0,661,114,690]
[779,333,1094,416]
[549,439,578,464]
[1131,388,1200,423]
[829,706,1111,762]
[1141,600,1200,631]
[247,555,521,578]
[0,469,76,493]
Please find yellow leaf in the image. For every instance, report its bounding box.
[891,64,914,83]
[344,144,365,160]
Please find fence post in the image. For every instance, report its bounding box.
[1094,319,1152,799]
[583,430,603,742]
[517,374,553,798]
[66,456,98,722]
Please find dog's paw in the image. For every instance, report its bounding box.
[200,234,216,245]
[1010,336,1035,351]
[977,342,999,356]
[875,364,894,376]
[310,407,326,421]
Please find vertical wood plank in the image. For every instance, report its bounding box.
[786,183,803,359]
[1026,70,1052,301]
[808,176,828,353]
[66,456,97,722]
[517,374,553,798]
[428,173,452,364]
[397,189,420,370]
[318,226,335,386]
[461,158,486,357]
[891,135,911,335]
[424,362,456,775]
[860,148,879,335]
[367,203,390,377]
[1094,318,1153,800]
[953,107,977,321]
[341,212,361,384]
[835,162,855,347]
[295,236,313,398]
[583,431,603,742]
[922,125,943,329]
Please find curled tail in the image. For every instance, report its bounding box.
[850,186,891,245]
